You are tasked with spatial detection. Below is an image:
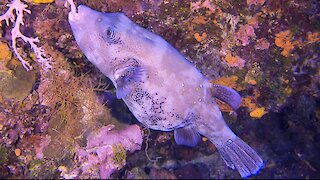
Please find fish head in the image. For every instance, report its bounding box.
[68,5,134,72]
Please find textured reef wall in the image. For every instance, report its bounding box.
[0,0,319,179]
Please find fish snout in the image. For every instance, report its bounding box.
[77,5,90,14]
[68,5,96,23]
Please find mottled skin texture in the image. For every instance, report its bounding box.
[68,5,263,178]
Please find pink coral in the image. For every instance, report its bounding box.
[191,0,216,12]
[236,24,256,46]
[248,13,261,29]
[73,124,143,179]
[247,0,265,6]
[254,38,270,50]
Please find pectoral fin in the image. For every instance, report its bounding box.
[174,125,200,147]
[210,84,241,110]
[115,86,131,99]
[115,66,144,99]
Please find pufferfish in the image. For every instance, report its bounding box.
[68,4,263,178]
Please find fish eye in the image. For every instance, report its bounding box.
[105,27,116,38]
[106,28,112,36]
[102,27,121,45]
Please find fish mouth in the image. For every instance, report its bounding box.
[68,8,79,23]
[68,5,98,23]
[68,5,88,22]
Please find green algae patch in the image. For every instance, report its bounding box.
[0,58,37,101]
[112,144,127,166]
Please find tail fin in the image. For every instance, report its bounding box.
[217,136,263,178]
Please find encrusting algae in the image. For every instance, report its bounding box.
[224,52,245,69]
[194,32,207,42]
[27,0,54,4]
[14,148,21,157]
[275,30,295,57]
[250,107,266,119]
[0,41,12,73]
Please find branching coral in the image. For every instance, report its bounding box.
[0,0,51,71]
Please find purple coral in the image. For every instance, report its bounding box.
[73,124,143,179]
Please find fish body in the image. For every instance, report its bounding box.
[68,5,263,178]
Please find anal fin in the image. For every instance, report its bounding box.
[174,125,200,147]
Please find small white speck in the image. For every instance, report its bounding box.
[182,83,185,87]
[199,84,203,88]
